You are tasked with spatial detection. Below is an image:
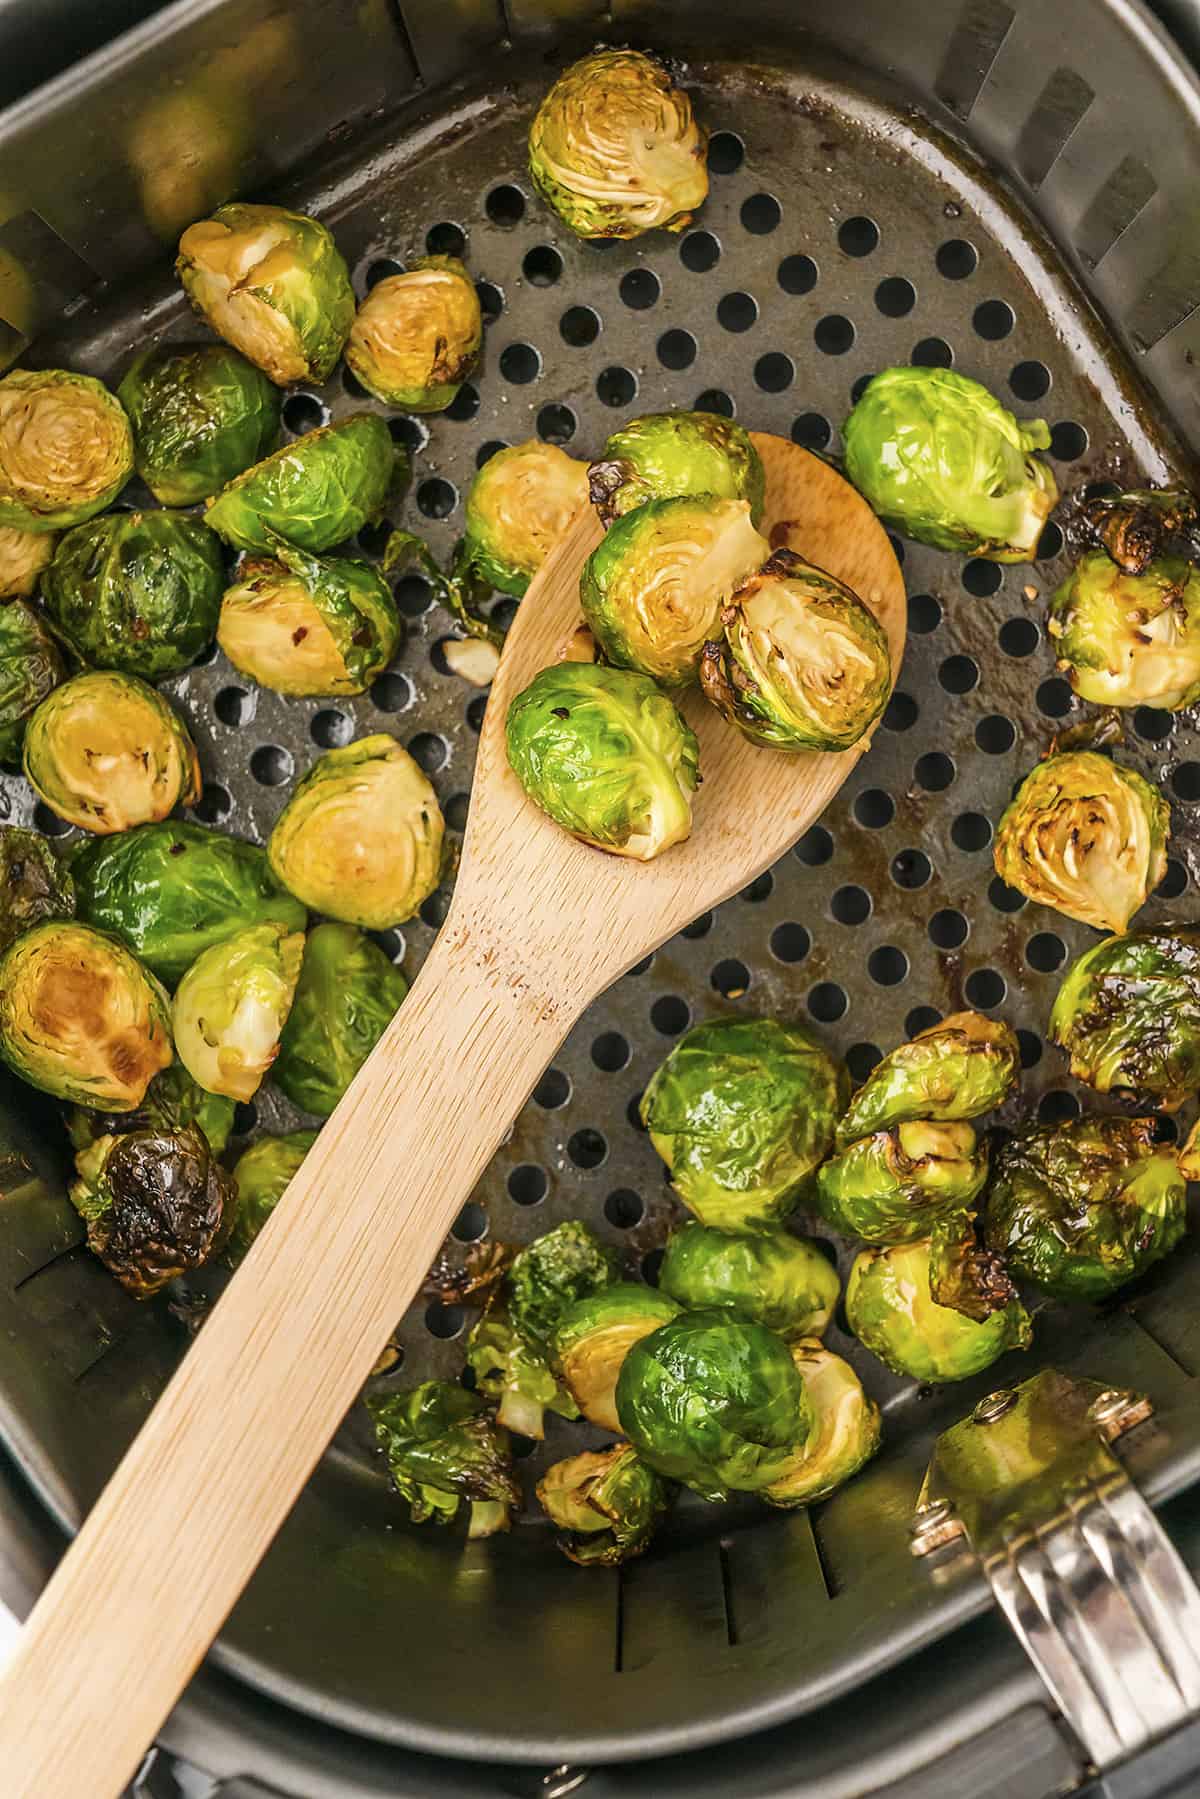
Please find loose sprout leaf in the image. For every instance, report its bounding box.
[928,1212,1017,1322]
[467,1309,579,1439]
[537,1444,674,1566]
[659,1223,840,1339]
[366,1379,520,1536]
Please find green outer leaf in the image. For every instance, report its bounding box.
[205,413,399,554]
[118,344,281,505]
[466,1310,579,1437]
[816,1121,989,1244]
[589,411,765,524]
[1049,926,1200,1108]
[0,826,73,956]
[227,1130,318,1266]
[0,601,64,763]
[846,1239,1032,1384]
[506,1219,620,1347]
[266,537,402,690]
[273,922,407,1117]
[1047,551,1200,710]
[836,1012,1019,1145]
[658,1223,840,1339]
[0,370,133,531]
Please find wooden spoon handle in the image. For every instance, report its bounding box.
[0,921,581,1798]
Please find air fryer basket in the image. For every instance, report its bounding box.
[2,0,1200,1777]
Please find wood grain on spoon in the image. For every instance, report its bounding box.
[0,434,904,1798]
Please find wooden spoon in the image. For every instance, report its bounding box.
[0,433,904,1797]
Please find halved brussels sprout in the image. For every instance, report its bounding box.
[71,1124,235,1298]
[763,1341,881,1508]
[273,923,407,1117]
[1049,927,1200,1108]
[267,735,444,929]
[699,548,892,751]
[205,413,398,555]
[580,496,768,688]
[0,601,65,763]
[994,750,1169,934]
[987,1114,1186,1300]
[43,510,225,680]
[616,1309,811,1502]
[506,1219,621,1348]
[506,662,700,860]
[366,1379,520,1537]
[71,820,306,987]
[346,257,482,411]
[588,412,765,526]
[226,1128,317,1267]
[177,202,355,385]
[457,439,589,598]
[529,49,708,240]
[67,1059,235,1161]
[659,1223,840,1339]
[817,1121,988,1244]
[1047,550,1200,709]
[552,1283,681,1431]
[118,343,281,506]
[23,671,201,835]
[847,1238,1032,1383]
[466,1308,580,1439]
[837,1012,1019,1146]
[842,366,1058,561]
[537,1444,674,1567]
[217,541,401,696]
[927,1211,1019,1324]
[0,826,73,955]
[0,370,133,532]
[641,1016,848,1232]
[172,921,304,1101]
[0,525,55,598]
[0,921,171,1109]
[1080,486,1199,576]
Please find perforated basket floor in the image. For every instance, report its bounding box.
[4,47,1200,1767]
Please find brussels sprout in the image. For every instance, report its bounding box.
[994,750,1169,934]
[0,921,171,1109]
[205,413,398,555]
[580,496,768,688]
[529,49,708,240]
[506,1219,621,1348]
[1179,1117,1200,1182]
[273,923,407,1117]
[763,1341,882,1508]
[177,202,355,385]
[1080,486,1199,577]
[267,735,444,929]
[506,662,700,861]
[641,1017,848,1232]
[172,921,304,1102]
[842,366,1058,561]
[699,548,892,752]
[23,671,201,835]
[366,1379,520,1538]
[588,412,765,527]
[42,511,224,680]
[986,1114,1186,1301]
[846,1239,1032,1383]
[66,1060,235,1161]
[1047,550,1200,710]
[71,820,307,986]
[71,1125,236,1298]
[551,1284,681,1431]
[659,1223,840,1340]
[0,602,65,763]
[346,257,482,411]
[217,541,400,696]
[0,369,133,532]
[1049,927,1200,1109]
[0,826,73,955]
[836,1012,1019,1147]
[118,344,281,506]
[457,439,589,599]
[537,1444,674,1567]
[927,1211,1019,1323]
[466,1308,580,1439]
[0,525,55,598]
[616,1309,810,1502]
[226,1129,317,1266]
[817,1121,988,1244]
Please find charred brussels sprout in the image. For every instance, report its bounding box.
[589,412,765,526]
[817,1121,988,1244]
[1080,486,1199,576]
[847,1239,1032,1383]
[66,1060,235,1160]
[118,344,281,505]
[267,735,444,929]
[700,548,891,751]
[763,1341,881,1508]
[1047,550,1200,710]
[659,1223,840,1340]
[987,1114,1186,1301]
[71,1125,235,1298]
[346,257,482,411]
[537,1445,674,1567]
[507,1220,620,1348]
[843,366,1057,561]
[177,202,354,385]
[0,369,133,531]
[71,820,306,986]
[641,1017,848,1231]
[580,496,768,688]
[837,1012,1019,1146]
[0,526,55,598]
[458,440,589,599]
[927,1212,1020,1324]
[172,921,304,1101]
[43,511,224,680]
[1049,927,1200,1108]
[0,921,171,1108]
[529,49,708,240]
[0,601,64,763]
[23,671,200,834]
[205,413,398,555]
[616,1310,810,1502]
[506,663,700,860]
[466,1309,580,1439]
[552,1283,681,1431]
[227,1129,316,1266]
[273,923,407,1117]
[0,827,73,955]
[366,1379,520,1538]
[218,541,400,696]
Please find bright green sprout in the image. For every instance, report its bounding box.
[23,671,200,835]
[763,1340,881,1508]
[0,370,133,531]
[218,539,401,697]
[1049,926,1200,1109]
[226,1130,318,1267]
[588,411,765,525]
[366,1379,521,1538]
[837,1011,1019,1146]
[659,1223,839,1339]
[0,601,64,764]
[172,921,304,1102]
[551,1283,681,1431]
[846,1238,1032,1384]
[1047,550,1200,710]
[466,1308,581,1440]
[346,256,482,411]
[118,343,281,505]
[71,1124,236,1298]
[817,1120,988,1244]
[506,1220,621,1348]
[205,413,399,555]
[537,1444,675,1566]
[273,923,408,1118]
